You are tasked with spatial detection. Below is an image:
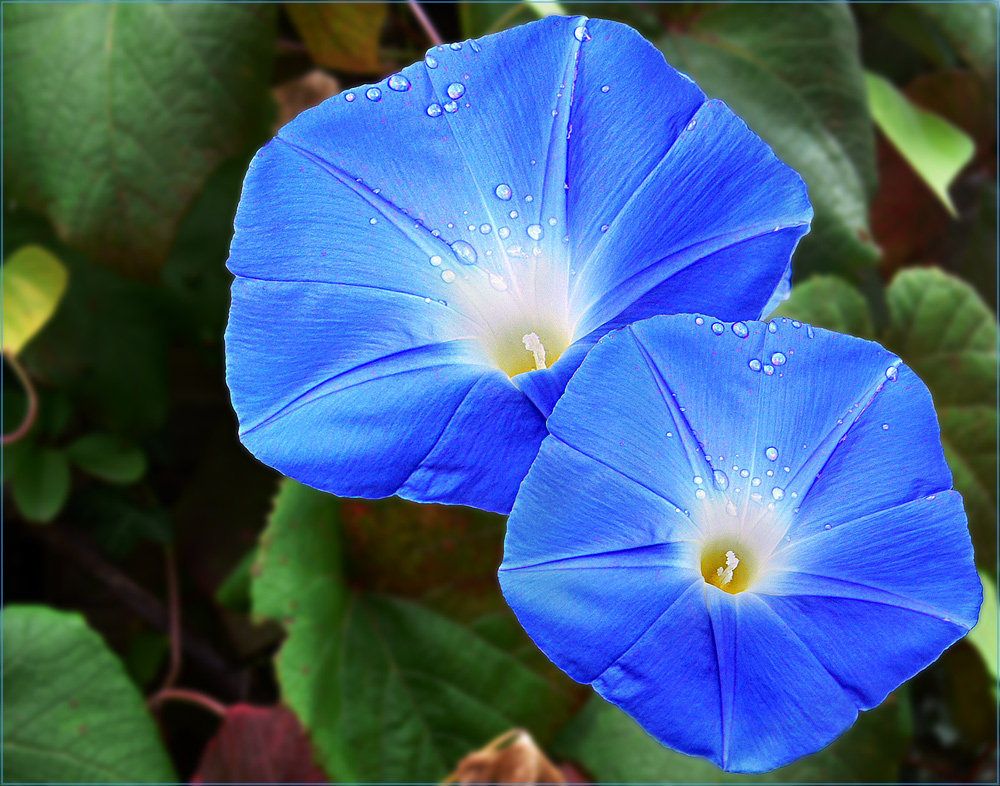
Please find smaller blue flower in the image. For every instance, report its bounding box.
[499,314,982,773]
[224,16,811,514]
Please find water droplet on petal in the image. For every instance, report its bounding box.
[693,476,703,485]
[768,321,778,333]
[344,92,356,102]
[425,54,439,68]
[885,366,898,381]
[749,359,762,372]
[547,217,557,226]
[601,84,610,93]
[763,364,775,376]
[713,470,729,490]
[771,487,785,501]
[695,488,707,500]
[824,524,832,531]
[752,477,762,487]
[449,41,463,50]
[711,322,724,335]
[806,325,815,338]
[600,224,609,233]
[447,82,466,100]
[366,87,382,102]
[574,25,592,42]
[766,469,774,477]
[426,103,443,117]
[732,322,749,338]
[429,255,442,266]
[495,183,512,201]
[771,352,786,366]
[765,446,778,461]
[388,74,411,92]
[450,240,478,265]
[441,269,456,283]
[498,227,510,239]
[740,469,750,478]
[525,194,534,203]
[792,320,801,329]
[527,224,544,241]
[882,423,889,430]
[695,317,704,325]
[489,274,507,291]
[479,224,491,234]
[369,217,377,225]
[444,100,459,113]
[509,210,519,219]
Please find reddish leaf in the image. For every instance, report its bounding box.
[191,705,327,784]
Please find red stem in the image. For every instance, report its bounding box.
[407,0,443,46]
[2,353,38,445]
[148,688,227,718]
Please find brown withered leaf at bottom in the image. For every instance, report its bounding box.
[190,704,328,784]
[443,729,578,785]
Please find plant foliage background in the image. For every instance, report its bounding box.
[2,2,997,783]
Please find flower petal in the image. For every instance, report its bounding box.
[500,313,980,771]
[227,16,813,510]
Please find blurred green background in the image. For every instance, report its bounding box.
[2,2,997,783]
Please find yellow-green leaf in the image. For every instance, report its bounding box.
[968,570,998,698]
[2,245,68,356]
[286,3,386,73]
[865,71,975,216]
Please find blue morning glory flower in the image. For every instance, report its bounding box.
[499,314,982,773]
[225,16,812,513]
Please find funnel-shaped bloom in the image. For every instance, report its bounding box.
[225,16,812,512]
[499,314,981,772]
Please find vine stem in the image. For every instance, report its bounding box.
[2,352,38,445]
[161,544,182,691]
[407,0,443,46]
[148,688,227,719]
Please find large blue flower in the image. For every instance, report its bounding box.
[499,314,982,772]
[225,16,812,513]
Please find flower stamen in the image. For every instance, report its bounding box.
[522,332,547,370]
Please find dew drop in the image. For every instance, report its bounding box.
[467,224,476,232]
[740,469,750,478]
[525,194,534,203]
[429,255,442,267]
[695,317,704,325]
[885,366,899,381]
[666,431,673,438]
[444,101,459,113]
[695,488,707,500]
[791,320,801,329]
[784,466,791,473]
[447,82,466,99]
[765,446,778,461]
[711,322,724,335]
[771,487,785,501]
[388,73,411,92]
[806,325,815,339]
[763,364,775,376]
[713,470,729,490]
[547,217,557,226]
[425,54,439,69]
[440,269,456,283]
[732,322,749,338]
[771,352,786,366]
[509,210,519,219]
[489,274,507,291]
[477,224,491,235]
[752,477,762,487]
[449,41,463,50]
[601,84,610,93]
[495,183,512,200]
[498,227,510,239]
[766,470,774,477]
[600,224,609,233]
[749,359,762,372]
[527,224,544,241]
[768,321,778,333]
[574,25,592,42]
[450,240,478,265]
[824,524,832,531]
[882,424,889,430]
[693,476,703,485]
[470,39,482,53]
[365,87,382,102]
[424,297,432,303]
[344,92,356,102]
[426,103,443,117]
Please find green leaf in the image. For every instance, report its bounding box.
[11,447,70,523]
[865,71,974,216]
[2,605,176,782]
[658,4,880,278]
[882,268,998,571]
[251,479,575,783]
[1,245,68,356]
[968,570,999,696]
[912,1,999,73]
[770,276,875,339]
[216,546,258,613]
[553,692,907,782]
[65,433,147,484]
[285,3,386,73]
[3,3,275,276]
